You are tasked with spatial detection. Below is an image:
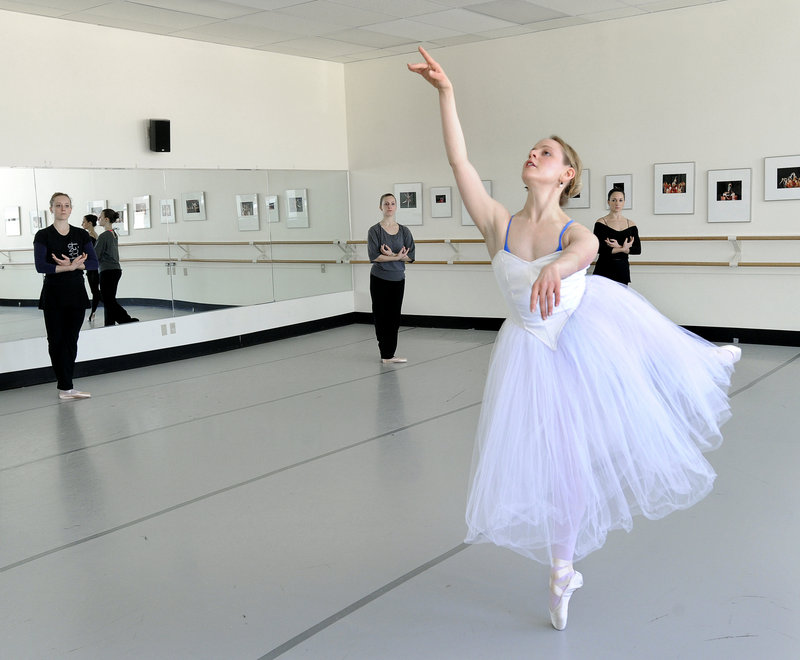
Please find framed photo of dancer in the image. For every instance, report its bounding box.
[764,155,800,200]
[159,198,176,224]
[565,169,590,209]
[266,195,279,223]
[707,168,751,223]
[604,174,632,209]
[461,180,492,225]
[4,206,21,236]
[286,189,308,228]
[394,183,422,225]
[430,186,452,218]
[133,195,151,229]
[236,194,259,231]
[654,162,695,214]
[182,192,206,221]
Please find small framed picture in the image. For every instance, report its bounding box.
[236,193,259,231]
[708,168,751,223]
[605,174,632,209]
[461,180,492,226]
[654,162,695,214]
[110,202,129,236]
[182,192,206,221]
[764,155,800,201]
[266,195,279,223]
[565,168,590,209]
[394,182,422,225]
[430,186,452,218]
[30,210,46,233]
[133,195,151,229]
[286,189,308,228]
[87,200,106,217]
[4,206,21,236]
[159,198,176,224]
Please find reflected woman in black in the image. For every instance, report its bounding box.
[592,189,641,285]
[95,208,138,326]
[81,214,102,323]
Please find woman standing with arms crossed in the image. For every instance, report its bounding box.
[592,188,641,285]
[81,213,102,322]
[367,193,415,364]
[408,47,739,630]
[34,193,98,400]
[95,208,138,326]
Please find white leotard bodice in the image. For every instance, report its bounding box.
[491,250,587,350]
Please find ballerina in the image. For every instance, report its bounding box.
[408,46,739,631]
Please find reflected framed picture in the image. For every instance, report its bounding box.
[394,182,422,226]
[159,198,176,224]
[266,195,279,223]
[708,168,751,223]
[286,189,308,228]
[461,180,492,225]
[110,202,129,236]
[565,168,590,209]
[605,174,632,209]
[764,155,800,200]
[430,186,452,218]
[133,195,151,229]
[236,193,259,231]
[654,162,695,214]
[182,191,206,221]
[87,200,106,217]
[30,210,46,233]
[4,206,21,236]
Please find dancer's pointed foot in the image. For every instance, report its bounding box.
[58,389,91,400]
[549,563,583,631]
[381,356,407,364]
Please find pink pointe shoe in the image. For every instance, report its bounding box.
[58,389,92,400]
[381,356,407,364]
[549,566,583,631]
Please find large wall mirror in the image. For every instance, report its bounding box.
[0,167,352,344]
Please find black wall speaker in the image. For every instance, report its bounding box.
[148,119,170,152]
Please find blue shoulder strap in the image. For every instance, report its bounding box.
[504,215,514,252]
[557,220,575,252]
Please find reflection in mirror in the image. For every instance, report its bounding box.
[0,167,351,345]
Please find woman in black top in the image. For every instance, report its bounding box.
[81,213,102,323]
[592,189,641,285]
[367,193,415,364]
[95,208,138,326]
[33,192,99,400]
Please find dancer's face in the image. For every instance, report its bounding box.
[380,195,396,217]
[522,139,572,188]
[608,192,625,211]
[50,195,72,222]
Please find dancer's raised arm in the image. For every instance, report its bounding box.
[408,47,506,245]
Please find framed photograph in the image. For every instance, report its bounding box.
[236,193,259,231]
[182,191,206,222]
[654,162,695,214]
[394,183,422,226]
[133,195,151,229]
[159,199,176,224]
[110,202,129,236]
[286,189,309,228]
[461,180,492,226]
[605,174,632,209]
[87,200,106,217]
[764,155,800,200]
[30,210,46,233]
[266,195,279,223]
[430,186,452,218]
[708,168,751,223]
[565,168,590,209]
[4,206,21,236]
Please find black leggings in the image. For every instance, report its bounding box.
[43,305,85,390]
[370,274,405,360]
[100,269,135,326]
[86,270,101,316]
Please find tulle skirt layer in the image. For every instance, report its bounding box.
[465,275,734,564]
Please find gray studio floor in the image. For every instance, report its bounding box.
[0,324,798,660]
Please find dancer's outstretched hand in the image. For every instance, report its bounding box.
[407,46,452,91]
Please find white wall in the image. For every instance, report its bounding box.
[345,0,800,331]
[0,10,347,170]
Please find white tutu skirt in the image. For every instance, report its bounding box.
[465,275,735,564]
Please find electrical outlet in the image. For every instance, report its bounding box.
[170,322,176,334]
[161,324,167,336]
